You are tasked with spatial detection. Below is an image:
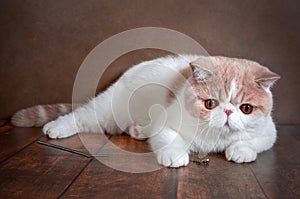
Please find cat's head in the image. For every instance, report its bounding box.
[184,56,280,133]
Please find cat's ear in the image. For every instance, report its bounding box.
[255,67,280,89]
[189,62,214,81]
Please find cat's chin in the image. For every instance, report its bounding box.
[218,124,239,134]
[225,123,235,131]
[220,126,231,134]
[207,125,231,135]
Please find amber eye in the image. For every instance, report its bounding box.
[204,99,219,110]
[240,104,254,114]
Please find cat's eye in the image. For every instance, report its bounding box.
[240,104,254,114]
[204,99,219,110]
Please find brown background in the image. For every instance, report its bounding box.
[0,0,299,124]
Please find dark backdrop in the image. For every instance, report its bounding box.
[1,0,300,124]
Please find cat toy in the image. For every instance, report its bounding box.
[37,140,110,158]
[191,157,210,165]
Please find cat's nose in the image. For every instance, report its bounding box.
[225,109,233,116]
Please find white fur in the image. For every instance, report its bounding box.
[43,55,277,167]
[229,79,237,101]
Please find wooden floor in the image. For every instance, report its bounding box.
[0,120,299,199]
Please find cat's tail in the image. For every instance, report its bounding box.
[11,103,82,127]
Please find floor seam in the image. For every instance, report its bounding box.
[0,135,43,165]
[57,135,113,198]
[0,119,10,127]
[57,158,93,199]
[174,169,179,199]
[249,166,269,199]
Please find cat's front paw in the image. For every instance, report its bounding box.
[156,149,189,168]
[225,143,257,163]
[43,117,78,139]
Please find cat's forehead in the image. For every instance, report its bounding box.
[210,56,262,77]
[192,57,269,102]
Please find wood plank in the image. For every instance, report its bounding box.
[0,122,13,133]
[0,125,298,198]
[250,126,300,168]
[62,135,175,198]
[61,159,177,199]
[106,133,151,153]
[177,153,266,198]
[250,126,300,199]
[95,134,160,173]
[0,127,42,163]
[0,142,90,199]
[250,165,300,199]
[0,119,9,127]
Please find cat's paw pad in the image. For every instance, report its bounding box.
[128,123,147,140]
[156,149,189,168]
[225,144,257,163]
[43,118,78,139]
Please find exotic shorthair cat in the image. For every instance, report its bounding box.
[12,55,280,168]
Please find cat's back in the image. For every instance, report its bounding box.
[120,54,200,85]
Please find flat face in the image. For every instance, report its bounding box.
[183,56,278,133]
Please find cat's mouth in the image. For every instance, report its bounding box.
[223,121,241,133]
[224,120,233,131]
[224,117,231,127]
[224,123,231,131]
[225,121,229,126]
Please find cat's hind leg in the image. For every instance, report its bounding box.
[43,86,123,139]
[128,122,148,140]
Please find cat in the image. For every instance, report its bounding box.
[12,55,280,168]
